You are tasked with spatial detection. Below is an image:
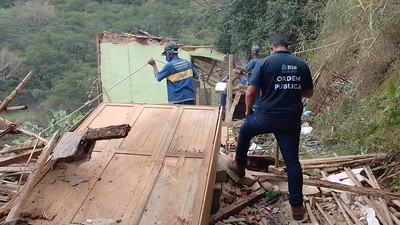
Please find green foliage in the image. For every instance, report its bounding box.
[10,109,83,144]
[0,0,14,8]
[214,0,325,58]
[305,0,400,158]
[41,71,96,112]
[0,0,223,126]
[382,82,400,127]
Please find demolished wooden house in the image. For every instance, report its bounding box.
[1,31,400,225]
[96,31,226,105]
[96,31,246,120]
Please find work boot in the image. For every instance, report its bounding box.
[227,158,245,177]
[291,205,305,221]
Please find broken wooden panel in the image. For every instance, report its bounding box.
[52,130,88,161]
[20,103,221,225]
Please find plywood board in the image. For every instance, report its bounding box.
[20,103,221,225]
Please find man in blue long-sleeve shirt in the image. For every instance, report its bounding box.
[148,41,198,105]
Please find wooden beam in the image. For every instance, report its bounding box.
[300,153,387,166]
[193,56,229,72]
[0,166,35,173]
[0,140,46,154]
[300,155,387,170]
[53,124,131,162]
[84,124,131,141]
[225,54,233,122]
[250,171,400,200]
[0,117,47,143]
[193,62,221,81]
[0,149,43,167]
[3,106,27,112]
[306,202,319,224]
[226,91,241,122]
[0,71,33,113]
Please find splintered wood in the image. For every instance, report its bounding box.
[248,153,400,225]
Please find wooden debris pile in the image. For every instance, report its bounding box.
[0,139,46,208]
[212,151,400,225]
[0,70,135,224]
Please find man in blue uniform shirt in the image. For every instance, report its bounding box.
[228,34,313,221]
[147,41,198,105]
[237,45,261,109]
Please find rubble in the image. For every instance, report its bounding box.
[212,145,400,225]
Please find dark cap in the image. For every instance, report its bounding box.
[215,68,223,72]
[161,41,179,56]
[269,34,290,48]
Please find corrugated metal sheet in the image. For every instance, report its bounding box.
[22,103,221,225]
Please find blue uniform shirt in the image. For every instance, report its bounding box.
[245,57,260,80]
[156,57,199,103]
[249,51,313,115]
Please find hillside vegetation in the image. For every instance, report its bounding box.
[308,0,400,157]
[0,0,399,158]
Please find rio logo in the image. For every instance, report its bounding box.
[281,64,297,71]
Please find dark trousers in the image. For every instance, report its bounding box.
[220,93,227,109]
[235,112,303,207]
[174,100,195,105]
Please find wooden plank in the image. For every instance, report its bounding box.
[196,107,221,224]
[226,91,241,122]
[119,106,175,154]
[3,106,27,112]
[225,54,233,121]
[315,202,335,225]
[250,171,400,200]
[168,108,216,154]
[6,131,60,223]
[84,124,131,141]
[209,189,265,224]
[305,202,319,224]
[0,140,46,154]
[0,149,43,167]
[0,71,33,113]
[300,153,386,166]
[71,154,156,222]
[0,166,34,173]
[123,107,185,224]
[137,157,203,225]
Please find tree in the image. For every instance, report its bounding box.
[214,0,326,58]
[0,48,25,100]
[0,0,14,8]
[15,1,56,35]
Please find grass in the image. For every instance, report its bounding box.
[303,0,400,158]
